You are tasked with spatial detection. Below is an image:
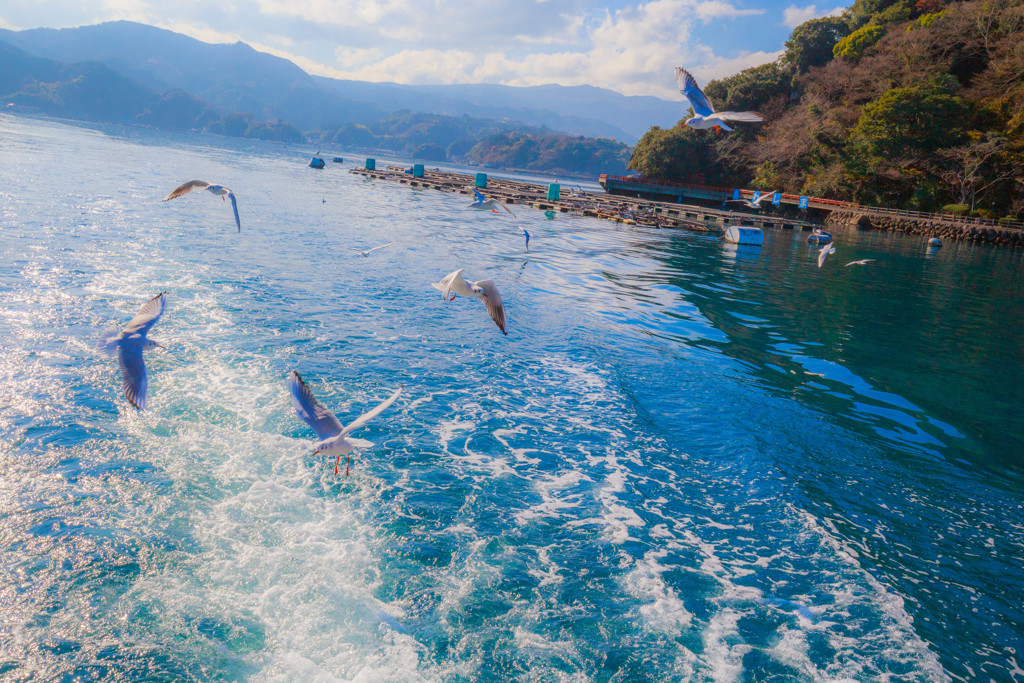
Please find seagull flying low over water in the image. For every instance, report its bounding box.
[98,292,167,410]
[470,189,516,217]
[818,244,836,268]
[287,370,402,476]
[432,269,508,335]
[350,241,395,257]
[675,67,764,132]
[164,180,241,232]
[845,259,875,267]
[727,191,778,210]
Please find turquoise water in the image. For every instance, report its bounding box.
[1,114,1022,681]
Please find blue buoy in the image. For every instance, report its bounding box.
[547,183,561,201]
[928,237,942,247]
[474,172,487,188]
[413,164,424,178]
[332,157,343,163]
[807,229,832,244]
[365,158,376,170]
[309,156,325,169]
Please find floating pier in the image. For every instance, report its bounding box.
[349,166,825,234]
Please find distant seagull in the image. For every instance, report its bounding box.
[522,228,531,252]
[432,269,508,335]
[97,292,167,410]
[470,189,516,217]
[350,241,394,257]
[287,370,402,476]
[164,180,241,232]
[818,244,836,268]
[727,191,778,210]
[845,259,874,267]
[675,67,763,132]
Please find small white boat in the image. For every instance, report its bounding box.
[807,229,832,244]
[724,224,764,245]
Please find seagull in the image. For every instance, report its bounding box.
[818,244,836,268]
[164,180,241,232]
[287,370,402,477]
[349,241,394,257]
[522,228,531,252]
[97,292,167,410]
[845,259,874,267]
[727,191,778,210]
[431,269,508,335]
[470,189,516,217]
[675,67,763,132]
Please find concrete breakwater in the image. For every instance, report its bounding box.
[828,210,1024,247]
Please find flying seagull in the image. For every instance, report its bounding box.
[97,292,167,410]
[350,241,395,257]
[845,259,875,267]
[470,189,517,217]
[287,370,402,476]
[727,191,778,210]
[432,269,508,335]
[675,67,763,132]
[818,244,836,268]
[164,180,241,232]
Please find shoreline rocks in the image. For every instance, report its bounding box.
[826,210,1024,247]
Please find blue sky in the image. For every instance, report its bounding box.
[0,0,847,99]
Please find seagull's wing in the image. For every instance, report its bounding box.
[117,344,148,410]
[714,111,764,122]
[341,386,403,436]
[818,245,835,268]
[756,191,779,204]
[122,292,167,336]
[287,370,344,440]
[432,269,465,299]
[366,241,395,253]
[164,180,210,201]
[523,228,530,251]
[227,191,241,232]
[473,189,486,202]
[675,67,715,117]
[472,280,508,335]
[499,202,517,217]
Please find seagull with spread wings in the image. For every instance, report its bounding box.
[350,241,395,257]
[164,180,241,232]
[727,191,779,210]
[845,259,875,267]
[818,244,837,268]
[470,189,516,217]
[675,67,763,132]
[287,370,402,476]
[98,292,167,410]
[432,269,508,335]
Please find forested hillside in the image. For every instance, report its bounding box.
[629,0,1024,218]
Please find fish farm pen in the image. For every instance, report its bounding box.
[349,165,825,234]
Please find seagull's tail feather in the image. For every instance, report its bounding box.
[97,328,122,357]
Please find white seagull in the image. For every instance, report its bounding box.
[432,269,508,335]
[97,292,167,410]
[287,370,402,476]
[470,189,517,217]
[818,244,836,268]
[727,191,779,210]
[164,180,241,232]
[350,241,395,257]
[675,67,763,132]
[845,259,874,267]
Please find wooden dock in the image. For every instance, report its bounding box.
[350,166,825,234]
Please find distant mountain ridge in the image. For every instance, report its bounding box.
[0,21,679,143]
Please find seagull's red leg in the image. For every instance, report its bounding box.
[449,295,456,302]
[345,457,350,477]
[334,456,340,476]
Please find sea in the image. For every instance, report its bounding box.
[0,114,1022,682]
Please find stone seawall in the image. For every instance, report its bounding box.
[826,210,1024,247]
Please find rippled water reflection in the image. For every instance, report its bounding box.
[0,115,1021,681]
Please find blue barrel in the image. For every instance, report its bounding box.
[474,172,487,188]
[413,163,424,178]
[365,158,375,170]
[547,183,560,201]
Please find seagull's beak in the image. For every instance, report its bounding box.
[313,448,320,456]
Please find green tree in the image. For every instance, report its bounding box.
[833,25,886,59]
[784,16,852,72]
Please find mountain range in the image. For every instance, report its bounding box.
[0,21,680,144]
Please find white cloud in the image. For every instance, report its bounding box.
[782,4,845,29]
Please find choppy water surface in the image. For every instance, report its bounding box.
[1,115,1022,682]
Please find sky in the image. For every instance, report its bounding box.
[0,0,847,100]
